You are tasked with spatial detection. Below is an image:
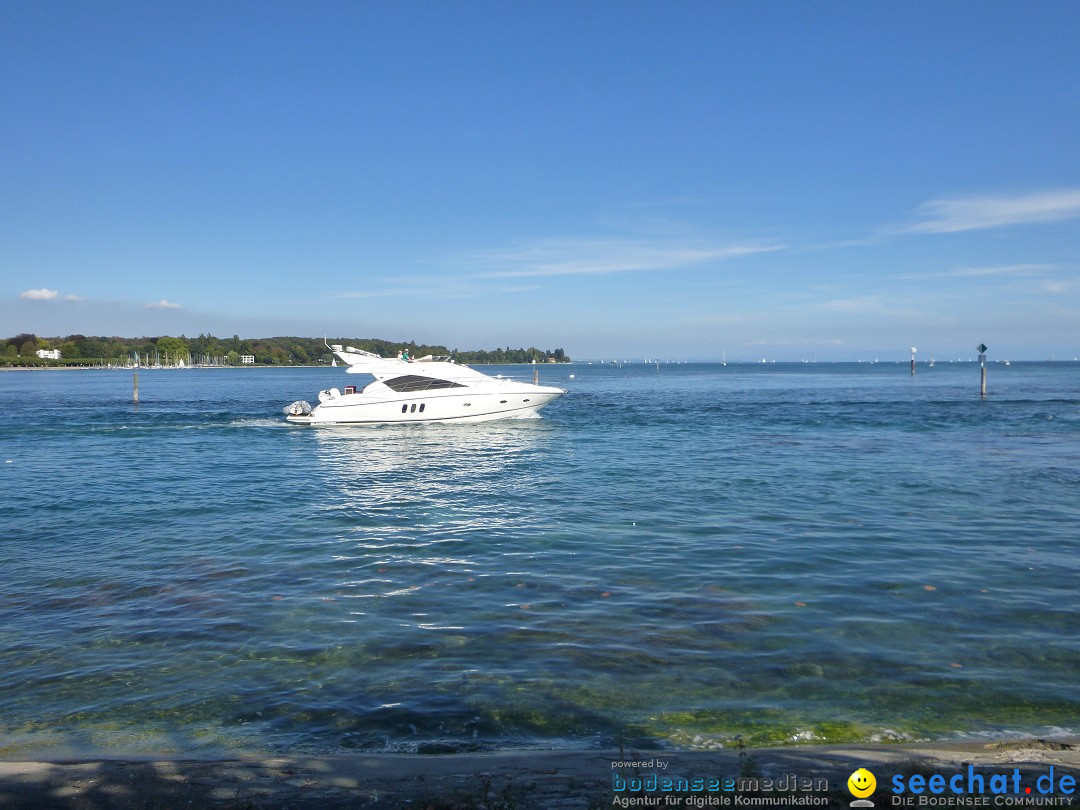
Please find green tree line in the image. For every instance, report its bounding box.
[2,333,569,367]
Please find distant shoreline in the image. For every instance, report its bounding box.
[0,365,286,371]
[1,358,1072,372]
[0,361,570,372]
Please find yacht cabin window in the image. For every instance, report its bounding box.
[384,375,466,393]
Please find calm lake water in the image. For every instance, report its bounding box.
[2,361,1079,757]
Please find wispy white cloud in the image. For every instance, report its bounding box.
[899,263,1055,281]
[819,294,890,314]
[20,288,86,302]
[21,288,59,300]
[1041,280,1071,294]
[334,236,780,300]
[338,280,542,301]
[902,189,1080,234]
[338,286,431,300]
[464,238,783,279]
[145,299,181,309]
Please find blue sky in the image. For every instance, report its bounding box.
[3,1,1078,361]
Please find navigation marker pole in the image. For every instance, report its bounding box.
[134,372,139,405]
[978,343,988,397]
[910,347,917,376]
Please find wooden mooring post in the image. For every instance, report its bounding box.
[133,372,139,404]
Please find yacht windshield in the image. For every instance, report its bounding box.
[383,375,467,393]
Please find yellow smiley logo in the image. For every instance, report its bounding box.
[847,768,876,798]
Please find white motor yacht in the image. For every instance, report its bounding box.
[284,344,566,425]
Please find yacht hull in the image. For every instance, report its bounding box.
[286,388,564,425]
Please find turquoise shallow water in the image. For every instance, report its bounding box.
[2,362,1079,757]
